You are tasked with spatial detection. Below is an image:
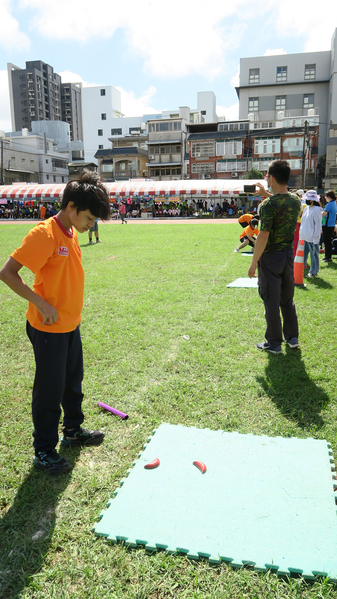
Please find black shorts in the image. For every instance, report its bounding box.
[240,235,255,247]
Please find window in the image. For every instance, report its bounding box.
[191,162,215,174]
[276,66,287,82]
[216,161,246,172]
[100,89,106,96]
[249,68,260,84]
[129,127,141,134]
[98,144,103,149]
[101,164,113,172]
[275,96,286,110]
[216,141,243,156]
[101,113,106,120]
[303,94,314,109]
[283,137,303,150]
[111,128,122,135]
[254,138,281,155]
[191,141,215,158]
[46,174,49,180]
[201,110,206,115]
[148,121,181,132]
[98,129,103,136]
[304,64,316,80]
[248,97,259,112]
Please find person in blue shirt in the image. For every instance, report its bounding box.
[322,190,337,262]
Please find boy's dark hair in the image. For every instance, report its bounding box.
[326,189,336,201]
[268,160,291,185]
[250,218,258,228]
[61,170,110,220]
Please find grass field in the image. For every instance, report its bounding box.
[0,220,336,599]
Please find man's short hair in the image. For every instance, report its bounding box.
[268,160,291,185]
[325,189,336,201]
[61,170,110,220]
[250,218,258,228]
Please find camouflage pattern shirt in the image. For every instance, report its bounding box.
[259,193,301,253]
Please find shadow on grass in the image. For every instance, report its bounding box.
[0,447,80,599]
[256,348,329,430]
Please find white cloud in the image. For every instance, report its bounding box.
[116,86,160,117]
[58,70,160,116]
[263,48,287,57]
[230,65,240,88]
[0,70,12,132]
[19,0,247,79]
[217,102,239,121]
[0,0,30,51]
[272,1,337,52]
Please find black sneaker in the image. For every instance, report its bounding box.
[256,341,282,354]
[61,427,105,447]
[286,337,300,348]
[33,450,72,475]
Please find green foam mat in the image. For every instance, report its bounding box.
[226,277,258,288]
[94,424,337,580]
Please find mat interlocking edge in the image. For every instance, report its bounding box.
[226,277,258,288]
[94,423,337,581]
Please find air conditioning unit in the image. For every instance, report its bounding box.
[308,168,314,173]
[231,172,238,178]
[277,111,285,120]
[52,167,57,171]
[148,155,155,160]
[248,113,255,122]
[308,108,316,116]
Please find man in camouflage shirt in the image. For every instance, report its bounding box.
[248,160,301,354]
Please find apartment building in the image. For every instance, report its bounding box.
[7,61,83,142]
[187,118,319,188]
[236,28,337,163]
[60,83,83,141]
[95,133,148,181]
[1,130,69,184]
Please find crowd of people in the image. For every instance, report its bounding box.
[0,202,61,220]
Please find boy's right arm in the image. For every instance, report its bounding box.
[0,257,58,326]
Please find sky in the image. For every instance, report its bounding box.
[1,0,337,133]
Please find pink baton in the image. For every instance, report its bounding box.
[97,402,129,420]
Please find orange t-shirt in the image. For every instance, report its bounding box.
[40,205,46,220]
[238,214,253,225]
[240,223,259,240]
[11,216,84,333]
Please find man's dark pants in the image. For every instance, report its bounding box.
[26,322,84,453]
[258,249,299,348]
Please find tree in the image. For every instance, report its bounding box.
[247,167,264,179]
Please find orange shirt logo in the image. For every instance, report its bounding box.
[58,246,69,257]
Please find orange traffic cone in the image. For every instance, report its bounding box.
[294,238,306,287]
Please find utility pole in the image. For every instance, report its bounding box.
[301,120,309,189]
[0,139,4,185]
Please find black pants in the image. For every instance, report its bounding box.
[322,225,335,260]
[258,249,299,347]
[26,322,84,453]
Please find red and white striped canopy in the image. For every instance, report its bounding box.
[0,183,65,200]
[0,179,266,200]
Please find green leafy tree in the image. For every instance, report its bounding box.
[247,167,264,179]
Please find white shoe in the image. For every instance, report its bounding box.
[89,240,94,245]
[234,248,239,253]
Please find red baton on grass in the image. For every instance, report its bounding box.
[193,461,207,474]
[97,402,128,420]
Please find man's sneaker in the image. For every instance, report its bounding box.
[96,239,102,243]
[89,240,94,245]
[286,337,300,348]
[256,342,282,354]
[33,450,72,475]
[61,427,105,447]
[234,248,239,253]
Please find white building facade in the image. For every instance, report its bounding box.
[81,85,123,164]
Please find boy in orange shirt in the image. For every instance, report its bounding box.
[0,171,110,475]
[234,218,259,252]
